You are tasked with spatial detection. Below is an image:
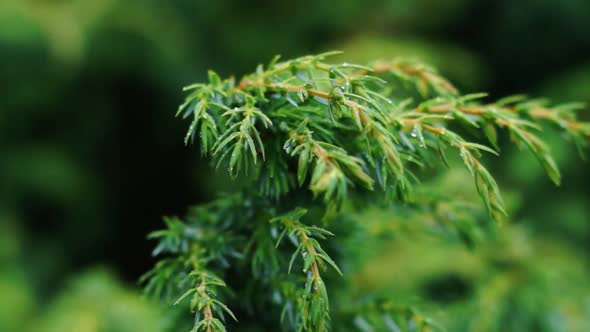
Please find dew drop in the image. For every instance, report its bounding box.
[410,129,418,138]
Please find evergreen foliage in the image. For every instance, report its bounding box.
[144,52,589,331]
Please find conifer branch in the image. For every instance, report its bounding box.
[143,197,243,331]
[148,52,589,331]
[271,208,342,331]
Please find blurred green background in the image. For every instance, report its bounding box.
[1,0,589,331]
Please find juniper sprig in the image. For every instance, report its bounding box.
[144,52,589,331]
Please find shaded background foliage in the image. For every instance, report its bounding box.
[1,0,589,331]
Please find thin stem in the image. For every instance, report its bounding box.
[299,228,321,282]
[415,103,580,129]
[197,277,214,332]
